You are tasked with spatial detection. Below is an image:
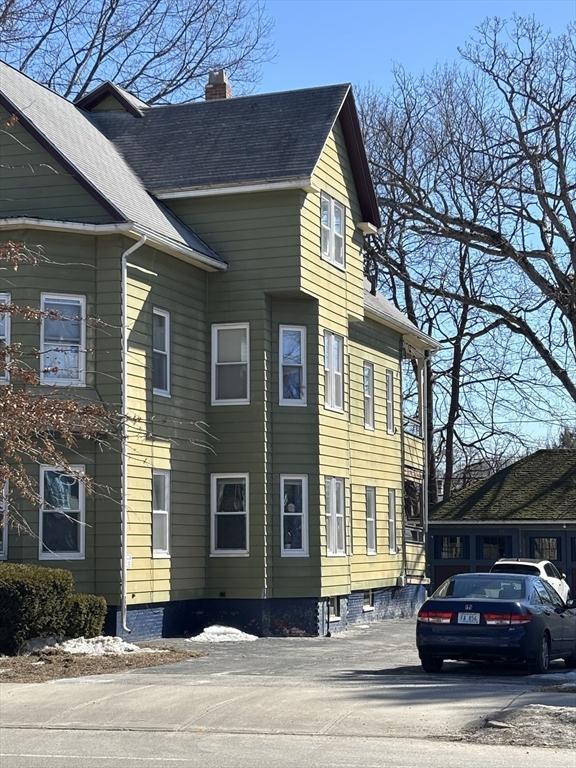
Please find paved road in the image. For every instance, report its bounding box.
[1,621,574,767]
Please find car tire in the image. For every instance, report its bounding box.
[420,655,443,673]
[530,633,550,674]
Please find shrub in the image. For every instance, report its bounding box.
[0,563,74,654]
[66,593,107,639]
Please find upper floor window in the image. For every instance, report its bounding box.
[324,331,344,411]
[366,486,376,554]
[435,535,469,560]
[0,292,10,383]
[212,323,249,405]
[281,475,309,557]
[530,536,560,562]
[321,193,345,269]
[326,476,346,555]
[40,294,85,386]
[39,466,85,560]
[363,361,374,429]
[386,369,395,434]
[0,482,7,559]
[279,326,306,406]
[211,474,249,555]
[152,308,170,396]
[152,469,170,557]
[476,535,512,561]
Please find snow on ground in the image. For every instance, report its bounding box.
[51,636,166,655]
[187,625,259,643]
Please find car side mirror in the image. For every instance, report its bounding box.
[562,573,567,580]
[565,598,575,609]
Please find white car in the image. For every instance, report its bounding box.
[490,558,571,603]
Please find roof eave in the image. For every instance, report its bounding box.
[155,177,314,199]
[364,305,440,352]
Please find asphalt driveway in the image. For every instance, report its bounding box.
[1,620,574,767]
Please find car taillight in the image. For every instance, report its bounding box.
[418,610,453,624]
[483,612,532,625]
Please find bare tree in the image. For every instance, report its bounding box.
[0,0,273,103]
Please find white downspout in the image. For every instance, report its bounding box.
[120,235,147,633]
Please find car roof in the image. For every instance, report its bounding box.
[494,558,545,565]
[449,572,536,580]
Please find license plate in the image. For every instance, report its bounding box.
[458,612,480,625]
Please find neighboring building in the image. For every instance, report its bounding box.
[0,64,439,638]
[429,449,576,593]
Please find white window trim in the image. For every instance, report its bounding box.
[366,486,377,555]
[0,481,7,559]
[280,474,309,557]
[388,488,398,555]
[152,307,171,397]
[39,465,85,560]
[363,361,375,430]
[326,476,346,556]
[210,473,250,556]
[320,192,346,270]
[324,331,345,413]
[386,369,396,435]
[211,323,250,406]
[152,469,170,558]
[279,325,307,407]
[0,292,11,384]
[40,293,86,387]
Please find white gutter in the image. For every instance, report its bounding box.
[364,306,441,352]
[155,178,315,199]
[0,218,226,273]
[120,235,147,633]
[430,519,576,526]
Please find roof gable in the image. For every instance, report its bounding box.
[431,449,576,522]
[75,82,148,117]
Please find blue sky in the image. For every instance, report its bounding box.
[260,0,574,93]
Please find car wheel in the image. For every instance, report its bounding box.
[420,655,443,673]
[530,633,550,674]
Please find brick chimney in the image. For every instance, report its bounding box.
[205,69,232,101]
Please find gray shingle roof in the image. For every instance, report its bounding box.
[431,450,576,522]
[0,62,221,262]
[364,281,440,350]
[89,85,351,192]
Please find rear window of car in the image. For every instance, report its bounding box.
[491,563,539,576]
[434,576,526,600]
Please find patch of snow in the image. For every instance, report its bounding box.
[51,636,165,655]
[187,625,258,643]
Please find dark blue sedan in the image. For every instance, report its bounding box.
[416,572,576,673]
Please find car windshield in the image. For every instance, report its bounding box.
[491,563,539,576]
[434,575,526,600]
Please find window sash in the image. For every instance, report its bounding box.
[152,308,170,396]
[363,362,374,429]
[0,292,10,383]
[366,486,376,554]
[320,194,345,268]
[210,474,249,555]
[326,477,346,555]
[39,466,85,559]
[40,294,86,385]
[0,481,7,559]
[324,332,344,411]
[280,475,309,556]
[388,488,397,554]
[386,369,395,434]
[152,470,170,556]
[211,324,250,404]
[279,326,306,406]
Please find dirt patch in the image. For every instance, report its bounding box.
[0,648,203,683]
[467,704,576,748]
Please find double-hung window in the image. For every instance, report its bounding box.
[279,326,306,406]
[326,477,346,555]
[320,193,345,268]
[40,294,85,386]
[281,475,308,556]
[387,488,398,554]
[212,323,249,405]
[0,292,10,383]
[324,331,344,411]
[39,466,85,559]
[152,470,170,557]
[211,474,249,555]
[386,369,395,434]
[366,486,376,554]
[363,361,374,429]
[0,482,7,559]
[152,308,170,396]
